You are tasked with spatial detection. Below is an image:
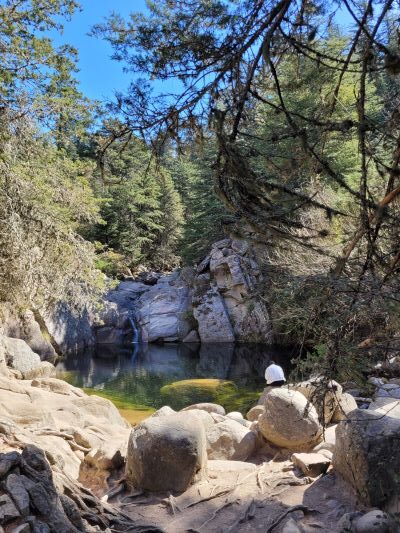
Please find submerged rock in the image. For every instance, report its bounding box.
[160,378,237,410]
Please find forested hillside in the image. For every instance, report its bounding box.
[1,0,400,381]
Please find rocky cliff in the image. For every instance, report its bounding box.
[97,237,272,344]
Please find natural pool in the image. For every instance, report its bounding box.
[57,343,296,423]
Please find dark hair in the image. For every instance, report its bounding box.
[269,360,276,365]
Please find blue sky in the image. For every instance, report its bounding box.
[51,1,355,104]
[51,0,149,102]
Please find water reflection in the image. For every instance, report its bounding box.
[57,343,295,410]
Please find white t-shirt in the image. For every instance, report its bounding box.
[265,364,286,384]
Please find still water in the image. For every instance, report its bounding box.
[57,343,296,417]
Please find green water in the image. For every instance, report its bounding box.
[57,343,294,417]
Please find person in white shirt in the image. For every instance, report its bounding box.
[265,361,286,387]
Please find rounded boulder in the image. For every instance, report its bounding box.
[258,388,322,450]
[126,413,207,492]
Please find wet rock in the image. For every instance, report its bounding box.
[291,452,331,477]
[126,413,207,492]
[258,388,322,450]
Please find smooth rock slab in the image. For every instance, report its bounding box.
[126,413,207,492]
[291,452,331,477]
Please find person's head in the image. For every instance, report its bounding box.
[269,360,276,366]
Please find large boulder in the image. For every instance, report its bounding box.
[333,408,400,509]
[2,337,41,378]
[126,413,207,492]
[206,418,256,461]
[294,379,343,424]
[258,388,322,450]
[23,362,57,380]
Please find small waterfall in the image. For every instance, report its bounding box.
[128,311,140,344]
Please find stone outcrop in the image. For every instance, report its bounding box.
[0,445,161,532]
[97,273,192,344]
[257,388,322,450]
[333,408,400,509]
[126,413,207,492]
[192,238,272,342]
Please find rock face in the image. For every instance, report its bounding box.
[333,408,400,509]
[97,273,192,344]
[126,413,207,492]
[258,389,322,450]
[192,238,272,342]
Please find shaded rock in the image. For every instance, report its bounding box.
[126,413,207,492]
[182,403,226,416]
[313,425,336,453]
[333,408,400,508]
[332,392,358,422]
[182,330,200,343]
[3,337,41,377]
[206,419,256,461]
[0,493,20,522]
[192,286,235,343]
[282,518,303,533]
[0,451,21,477]
[291,452,331,477]
[19,310,57,362]
[5,473,30,515]
[258,388,322,450]
[354,510,397,533]
[246,405,265,422]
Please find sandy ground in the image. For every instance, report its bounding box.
[110,448,358,533]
